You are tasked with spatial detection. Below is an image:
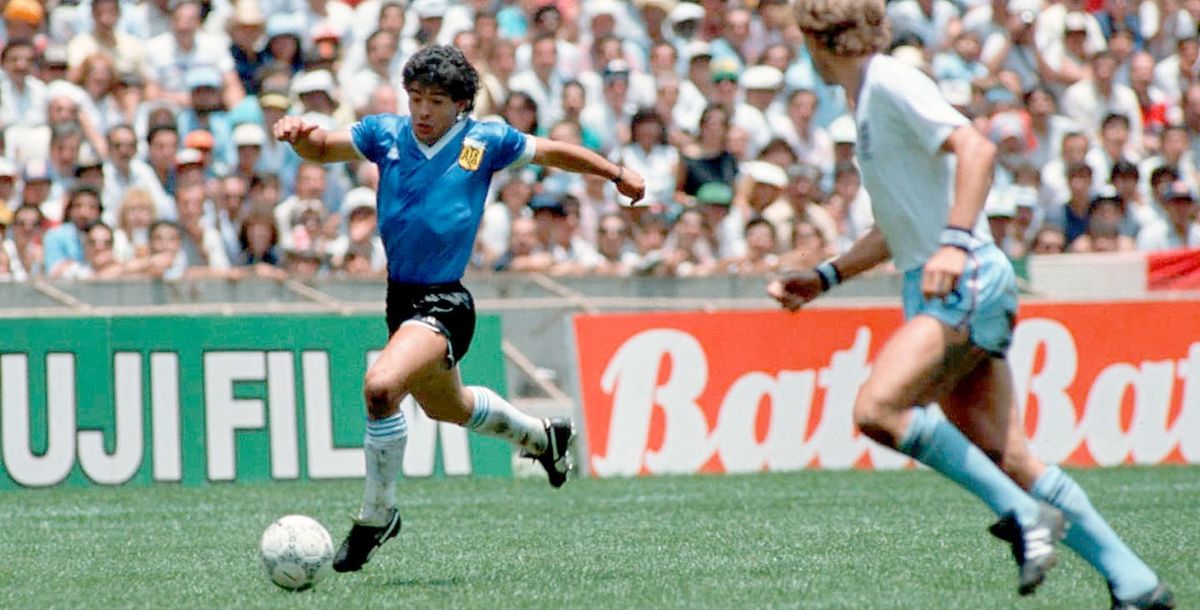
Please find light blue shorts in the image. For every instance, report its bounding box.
[901,241,1019,357]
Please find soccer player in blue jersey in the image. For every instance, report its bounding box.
[273,45,646,572]
[768,0,1173,608]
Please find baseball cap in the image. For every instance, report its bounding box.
[259,90,291,110]
[985,189,1017,218]
[529,194,567,216]
[743,160,788,188]
[4,0,44,25]
[0,158,16,179]
[292,69,335,97]
[602,59,632,81]
[232,123,266,147]
[828,114,857,144]
[185,66,223,90]
[184,130,215,151]
[343,188,377,215]
[739,65,784,91]
[988,112,1025,142]
[686,40,713,62]
[1064,11,1089,32]
[668,1,705,26]
[42,44,69,68]
[74,146,103,174]
[266,13,303,39]
[175,148,205,167]
[587,0,623,20]
[229,0,266,26]
[711,58,740,83]
[1008,0,1041,14]
[412,0,450,18]
[695,182,733,206]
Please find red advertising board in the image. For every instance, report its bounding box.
[572,302,1200,477]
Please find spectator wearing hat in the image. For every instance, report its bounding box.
[508,35,566,132]
[1137,180,1200,250]
[20,159,54,221]
[227,0,268,96]
[173,147,207,188]
[675,41,713,131]
[263,13,305,75]
[613,110,679,208]
[887,0,961,52]
[1036,0,1106,79]
[44,185,103,277]
[1062,53,1143,153]
[328,188,385,274]
[3,0,42,44]
[692,181,741,259]
[580,59,638,154]
[737,159,791,248]
[66,0,147,79]
[0,40,46,129]
[255,89,299,179]
[145,0,243,110]
[634,0,676,50]
[410,0,453,47]
[182,130,224,177]
[292,69,351,128]
[732,65,784,157]
[231,122,268,177]
[177,66,236,168]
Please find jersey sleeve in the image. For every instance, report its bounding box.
[350,115,386,163]
[880,64,970,155]
[486,122,537,173]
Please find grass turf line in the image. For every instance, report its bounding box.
[0,466,1195,609]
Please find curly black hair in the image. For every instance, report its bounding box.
[402,45,480,112]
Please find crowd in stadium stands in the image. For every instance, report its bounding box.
[0,0,1199,283]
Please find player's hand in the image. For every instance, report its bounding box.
[767,270,823,312]
[616,166,646,204]
[921,245,967,299]
[272,116,319,144]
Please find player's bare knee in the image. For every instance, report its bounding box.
[852,390,902,446]
[362,371,402,418]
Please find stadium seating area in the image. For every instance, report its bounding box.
[0,0,1199,285]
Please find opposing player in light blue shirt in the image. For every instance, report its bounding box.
[274,45,645,573]
[769,2,1173,608]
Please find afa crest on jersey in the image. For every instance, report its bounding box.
[458,138,486,171]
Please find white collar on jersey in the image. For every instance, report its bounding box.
[411,117,468,160]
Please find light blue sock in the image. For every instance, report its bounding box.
[359,412,408,525]
[465,386,547,454]
[1031,466,1158,599]
[899,407,1040,527]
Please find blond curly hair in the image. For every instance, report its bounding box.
[794,0,891,56]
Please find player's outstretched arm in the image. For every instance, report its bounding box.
[272,117,361,164]
[768,228,890,311]
[531,137,646,204]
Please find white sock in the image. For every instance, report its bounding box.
[464,386,547,454]
[358,412,407,526]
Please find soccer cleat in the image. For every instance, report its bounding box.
[1110,581,1176,610]
[988,504,1066,596]
[331,507,402,573]
[524,417,574,488]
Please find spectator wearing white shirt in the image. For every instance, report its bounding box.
[0,40,46,129]
[580,60,638,155]
[734,65,784,158]
[66,0,147,78]
[887,0,962,52]
[1137,180,1200,250]
[102,125,174,224]
[771,88,834,179]
[613,110,679,208]
[1151,36,1199,109]
[508,35,565,131]
[144,0,243,110]
[1061,51,1143,153]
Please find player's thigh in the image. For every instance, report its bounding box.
[364,323,451,403]
[939,357,1044,488]
[859,315,970,415]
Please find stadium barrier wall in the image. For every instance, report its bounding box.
[572,301,1200,477]
[0,314,512,489]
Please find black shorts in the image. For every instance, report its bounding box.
[385,281,476,367]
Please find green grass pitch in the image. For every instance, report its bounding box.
[1,467,1195,609]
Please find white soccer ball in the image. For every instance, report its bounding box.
[259,515,335,591]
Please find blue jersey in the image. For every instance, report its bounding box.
[351,115,533,283]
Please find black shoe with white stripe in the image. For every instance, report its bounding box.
[1110,581,1176,610]
[988,504,1066,596]
[332,508,402,573]
[527,418,574,488]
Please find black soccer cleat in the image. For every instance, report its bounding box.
[525,417,574,488]
[988,504,1066,596]
[1110,581,1176,610]
[332,507,402,573]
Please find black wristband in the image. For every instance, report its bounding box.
[611,166,624,184]
[815,260,841,292]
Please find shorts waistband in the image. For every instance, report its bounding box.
[387,280,466,293]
